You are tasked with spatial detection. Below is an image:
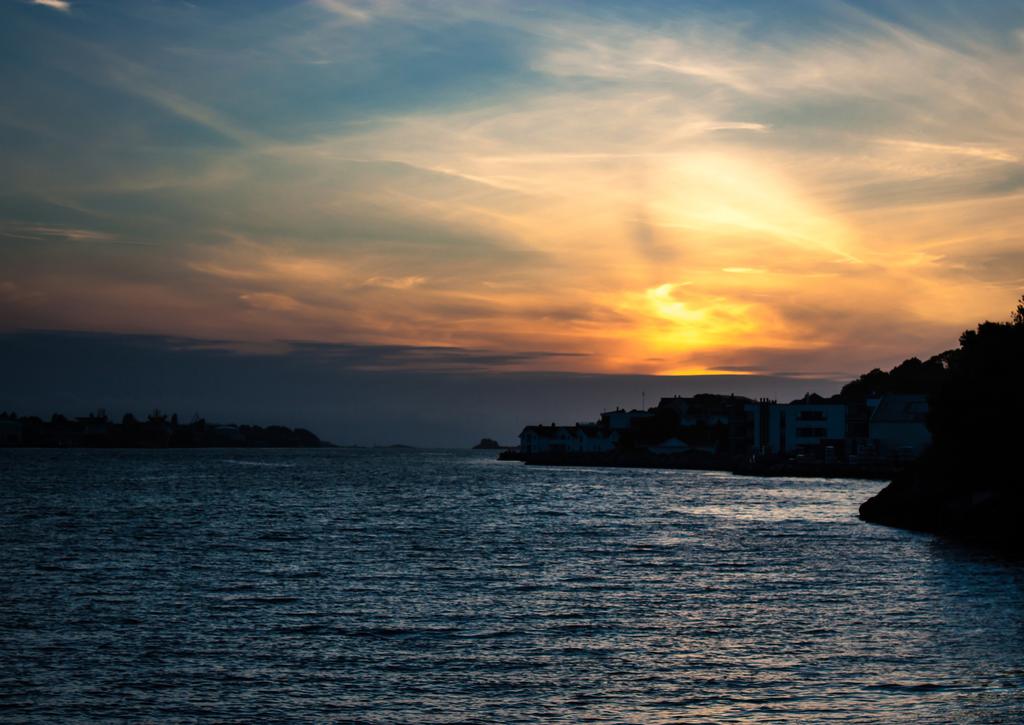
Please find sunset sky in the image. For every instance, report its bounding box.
[2,0,1023,409]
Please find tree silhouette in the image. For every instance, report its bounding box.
[861,292,1024,544]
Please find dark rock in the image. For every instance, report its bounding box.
[859,467,1024,550]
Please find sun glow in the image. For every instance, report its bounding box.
[2,1,1022,378]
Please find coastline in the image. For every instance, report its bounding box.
[500,450,901,481]
[859,467,1024,551]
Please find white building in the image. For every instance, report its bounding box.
[869,394,930,460]
[575,425,619,453]
[519,424,618,454]
[519,425,576,454]
[785,401,846,453]
[747,398,847,456]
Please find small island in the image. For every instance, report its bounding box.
[0,409,328,448]
[472,438,505,450]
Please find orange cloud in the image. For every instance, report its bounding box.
[4,1,1022,378]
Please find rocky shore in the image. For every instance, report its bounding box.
[859,465,1023,550]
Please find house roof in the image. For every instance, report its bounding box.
[521,424,617,439]
[520,425,574,438]
[870,394,929,423]
[576,424,613,438]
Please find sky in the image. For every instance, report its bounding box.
[1,0,1023,443]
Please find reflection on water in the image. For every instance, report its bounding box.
[1,448,1023,723]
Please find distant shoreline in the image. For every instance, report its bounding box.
[0,410,327,449]
[499,450,900,481]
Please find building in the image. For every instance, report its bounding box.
[519,423,618,455]
[746,396,847,458]
[657,395,731,426]
[785,397,847,458]
[599,409,655,430]
[575,424,619,453]
[869,394,930,460]
[520,425,577,454]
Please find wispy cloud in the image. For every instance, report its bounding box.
[312,0,372,23]
[0,225,157,246]
[2,0,1022,376]
[876,138,1020,164]
[31,0,70,12]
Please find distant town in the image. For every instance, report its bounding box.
[0,410,327,448]
[502,355,946,478]
[504,391,926,477]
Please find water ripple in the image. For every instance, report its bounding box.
[1,448,1023,723]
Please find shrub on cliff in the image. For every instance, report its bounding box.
[925,295,1024,490]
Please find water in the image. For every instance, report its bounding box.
[1,448,1023,723]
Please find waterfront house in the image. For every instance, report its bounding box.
[869,394,930,460]
[575,424,619,453]
[519,423,619,454]
[519,425,578,454]
[747,395,847,458]
[600,408,655,430]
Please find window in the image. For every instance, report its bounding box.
[796,427,827,438]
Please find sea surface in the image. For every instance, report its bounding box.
[1,448,1023,723]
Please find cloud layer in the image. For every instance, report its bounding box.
[1,0,1022,378]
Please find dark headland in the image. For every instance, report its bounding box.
[859,296,1024,549]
